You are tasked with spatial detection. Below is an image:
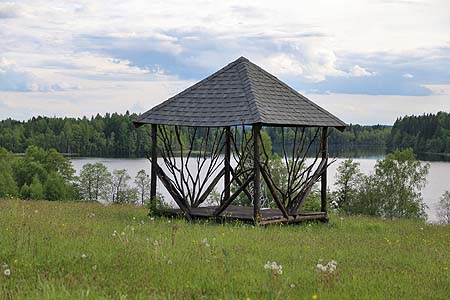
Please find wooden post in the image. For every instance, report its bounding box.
[150,124,158,202]
[320,126,328,213]
[253,124,261,222]
[224,126,231,205]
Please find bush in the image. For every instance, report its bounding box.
[146,193,172,217]
[302,187,322,211]
[331,149,429,219]
[29,175,44,200]
[44,172,67,201]
[438,191,450,224]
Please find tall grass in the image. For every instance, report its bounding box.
[0,200,449,299]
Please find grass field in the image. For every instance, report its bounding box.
[0,200,449,300]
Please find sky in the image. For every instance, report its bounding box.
[1,0,450,125]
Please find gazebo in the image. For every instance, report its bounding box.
[134,57,346,225]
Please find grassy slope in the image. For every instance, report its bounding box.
[0,200,449,300]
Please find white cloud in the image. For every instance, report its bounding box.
[308,92,450,125]
[403,73,414,78]
[0,79,194,120]
[0,58,35,91]
[0,2,22,18]
[422,84,450,95]
[0,57,78,92]
[349,65,376,77]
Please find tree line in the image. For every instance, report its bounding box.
[0,112,390,158]
[388,111,450,154]
[0,145,152,205]
[1,144,449,223]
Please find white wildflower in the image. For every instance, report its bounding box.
[264,261,283,275]
[290,283,295,288]
[316,259,338,274]
[133,217,136,220]
[201,238,210,247]
[150,217,155,221]
[316,263,327,272]
[112,230,118,237]
[92,265,97,270]
[167,259,172,265]
[81,254,87,259]
[3,269,11,276]
[331,200,339,209]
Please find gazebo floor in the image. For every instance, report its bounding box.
[163,205,328,225]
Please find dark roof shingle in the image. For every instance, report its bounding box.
[134,57,346,128]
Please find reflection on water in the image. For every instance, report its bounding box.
[271,145,386,160]
[416,152,450,162]
[328,145,386,159]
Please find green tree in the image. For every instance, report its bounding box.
[20,183,31,199]
[45,148,75,181]
[437,191,450,224]
[371,148,429,219]
[29,175,44,200]
[78,162,111,201]
[134,169,151,205]
[331,159,364,214]
[13,146,48,187]
[111,169,135,204]
[44,172,66,201]
[0,147,18,198]
[332,149,429,219]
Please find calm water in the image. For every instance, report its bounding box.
[71,155,449,223]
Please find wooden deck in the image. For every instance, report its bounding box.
[163,205,327,225]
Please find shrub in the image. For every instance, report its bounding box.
[331,149,429,219]
[437,191,450,224]
[147,193,172,217]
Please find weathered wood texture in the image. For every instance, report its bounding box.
[253,124,261,221]
[321,126,328,213]
[165,205,327,225]
[150,124,157,200]
[224,126,231,204]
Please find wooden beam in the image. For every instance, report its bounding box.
[224,126,231,204]
[253,124,261,222]
[230,168,253,201]
[260,165,290,219]
[194,167,225,207]
[155,164,192,220]
[320,126,328,214]
[290,157,327,214]
[213,174,254,217]
[150,124,158,202]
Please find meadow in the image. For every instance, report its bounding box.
[0,200,449,300]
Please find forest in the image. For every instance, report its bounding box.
[388,111,450,154]
[0,112,390,158]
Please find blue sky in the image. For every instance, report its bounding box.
[1,0,449,124]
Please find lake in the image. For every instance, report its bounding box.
[71,155,449,223]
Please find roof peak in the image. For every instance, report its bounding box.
[235,56,249,62]
[134,57,346,128]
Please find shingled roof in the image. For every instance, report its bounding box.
[133,57,346,129]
